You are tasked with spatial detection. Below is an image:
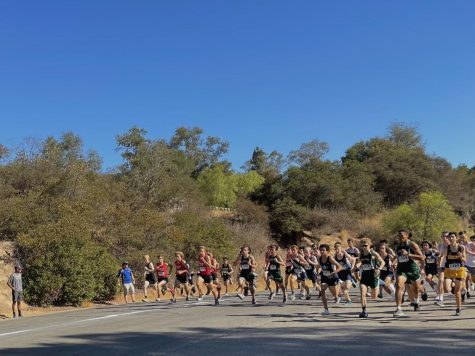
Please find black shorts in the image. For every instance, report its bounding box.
[424,265,438,277]
[211,272,218,281]
[321,275,339,287]
[146,275,157,284]
[337,270,352,282]
[199,274,212,284]
[380,270,393,281]
[222,274,230,282]
[175,275,187,284]
[305,270,318,283]
[240,272,255,283]
[157,277,168,284]
[285,267,293,275]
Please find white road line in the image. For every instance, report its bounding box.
[0,329,32,337]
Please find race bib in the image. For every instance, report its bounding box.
[426,258,435,264]
[449,263,461,270]
[241,264,250,270]
[222,268,228,273]
[199,266,206,272]
[398,255,409,263]
[322,270,331,277]
[361,264,373,271]
[269,265,277,271]
[158,272,165,276]
[294,268,302,274]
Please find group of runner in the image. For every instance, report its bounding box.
[117,229,475,318]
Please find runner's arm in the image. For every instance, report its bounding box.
[408,243,424,261]
[329,256,342,274]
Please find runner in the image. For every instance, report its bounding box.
[234,245,258,304]
[197,246,219,305]
[334,242,354,304]
[303,247,319,299]
[289,245,310,300]
[155,255,170,302]
[173,252,190,302]
[442,232,467,316]
[266,244,287,302]
[393,229,424,317]
[435,231,449,306]
[284,246,297,300]
[465,235,475,298]
[377,242,396,300]
[353,238,385,317]
[318,244,342,316]
[221,256,234,296]
[142,255,159,302]
[208,251,222,299]
[346,238,361,283]
[264,245,271,291]
[421,241,438,300]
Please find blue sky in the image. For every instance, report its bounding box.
[1,1,474,170]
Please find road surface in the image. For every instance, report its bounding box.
[0,291,474,355]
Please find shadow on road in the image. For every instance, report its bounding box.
[1,323,474,355]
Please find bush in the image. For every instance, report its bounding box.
[18,218,117,306]
[382,191,460,242]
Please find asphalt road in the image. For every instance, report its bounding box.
[0,290,474,355]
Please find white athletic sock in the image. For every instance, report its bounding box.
[415,297,420,304]
[439,294,444,301]
[389,285,395,295]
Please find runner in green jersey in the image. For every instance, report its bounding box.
[353,237,385,318]
[393,229,424,317]
[266,244,287,303]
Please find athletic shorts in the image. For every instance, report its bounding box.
[320,275,338,287]
[445,268,466,280]
[122,283,135,296]
[268,270,283,283]
[294,270,307,282]
[211,272,218,281]
[337,270,352,282]
[175,275,188,285]
[397,269,421,283]
[222,274,230,282]
[424,265,438,277]
[157,277,168,284]
[465,266,475,276]
[145,275,157,285]
[199,274,212,284]
[285,267,293,275]
[360,271,379,289]
[12,291,23,303]
[305,270,318,283]
[240,272,255,283]
[379,270,393,281]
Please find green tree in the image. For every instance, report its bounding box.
[382,191,459,241]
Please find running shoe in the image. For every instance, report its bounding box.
[223,293,229,297]
[455,308,461,316]
[305,294,311,300]
[197,297,203,301]
[321,309,330,316]
[156,298,161,302]
[359,311,368,318]
[377,293,383,299]
[421,292,428,302]
[393,309,405,317]
[299,294,305,300]
[283,295,287,303]
[186,296,189,301]
[290,294,296,301]
[413,303,420,312]
[268,292,275,301]
[244,287,249,297]
[335,297,341,304]
[467,292,471,299]
[170,298,176,303]
[215,298,219,306]
[435,300,445,307]
[237,293,244,300]
[345,300,353,305]
[252,298,256,305]
[409,302,415,307]
[142,298,148,302]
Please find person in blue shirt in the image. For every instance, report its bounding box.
[117,262,136,303]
